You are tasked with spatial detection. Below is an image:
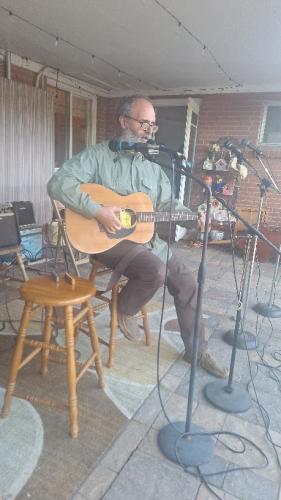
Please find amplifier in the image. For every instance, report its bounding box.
[0,203,21,250]
[12,201,36,227]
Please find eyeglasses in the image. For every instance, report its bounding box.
[124,115,159,133]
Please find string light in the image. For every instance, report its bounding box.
[152,0,242,87]
[201,45,206,56]
[0,5,161,91]
[8,10,15,23]
[91,54,95,63]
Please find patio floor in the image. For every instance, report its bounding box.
[70,243,281,500]
[1,243,281,499]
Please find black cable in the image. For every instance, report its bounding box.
[152,158,269,497]
[227,232,281,472]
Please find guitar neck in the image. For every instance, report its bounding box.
[137,211,197,223]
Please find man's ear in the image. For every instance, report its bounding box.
[119,115,126,130]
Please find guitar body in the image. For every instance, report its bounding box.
[65,184,154,254]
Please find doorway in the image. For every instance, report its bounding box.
[152,98,200,241]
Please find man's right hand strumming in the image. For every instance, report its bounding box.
[95,206,121,233]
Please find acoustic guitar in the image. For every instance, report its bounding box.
[65,184,197,254]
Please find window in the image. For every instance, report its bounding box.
[260,104,281,145]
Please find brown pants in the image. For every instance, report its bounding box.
[97,241,207,357]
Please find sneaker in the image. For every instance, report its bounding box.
[184,350,229,379]
[117,312,141,342]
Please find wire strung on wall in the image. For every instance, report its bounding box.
[152,0,242,88]
[0,5,163,91]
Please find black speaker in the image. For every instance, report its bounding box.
[12,201,36,227]
[0,204,21,249]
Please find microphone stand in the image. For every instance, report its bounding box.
[151,152,215,467]
[148,147,281,451]
[223,177,271,350]
[203,191,281,413]
[204,235,252,412]
[251,155,281,318]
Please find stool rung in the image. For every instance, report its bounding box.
[23,394,68,412]
[49,355,86,369]
[24,338,66,353]
[95,293,110,303]
[92,302,109,312]
[19,347,42,370]
[29,304,42,317]
[73,307,89,326]
[76,353,97,383]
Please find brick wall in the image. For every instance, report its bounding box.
[96,96,119,142]
[193,93,281,227]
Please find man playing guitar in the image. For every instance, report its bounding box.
[48,96,227,378]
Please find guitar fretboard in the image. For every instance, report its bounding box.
[137,211,196,223]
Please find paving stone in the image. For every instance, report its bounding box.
[71,493,88,500]
[189,454,228,489]
[78,465,116,500]
[160,371,183,392]
[192,401,227,433]
[205,287,238,303]
[223,465,279,500]
[246,361,281,395]
[138,427,182,465]
[152,392,197,431]
[196,483,240,499]
[100,420,149,473]
[103,451,200,500]
[176,371,212,401]
[134,385,171,426]
[204,314,221,329]
[204,297,231,315]
[168,357,190,378]
[216,414,281,482]
[237,389,281,433]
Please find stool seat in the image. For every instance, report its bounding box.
[20,275,96,306]
[1,273,104,438]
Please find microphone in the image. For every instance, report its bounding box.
[223,139,244,158]
[108,138,162,155]
[241,139,264,157]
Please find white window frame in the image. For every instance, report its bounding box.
[259,101,281,146]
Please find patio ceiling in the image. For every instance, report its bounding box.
[0,0,281,96]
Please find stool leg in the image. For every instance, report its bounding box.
[64,305,78,438]
[108,285,118,368]
[142,304,151,346]
[86,301,105,389]
[1,301,32,417]
[41,306,53,376]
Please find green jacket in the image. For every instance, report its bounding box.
[47,141,189,261]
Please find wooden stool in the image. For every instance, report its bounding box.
[89,257,151,368]
[1,274,104,438]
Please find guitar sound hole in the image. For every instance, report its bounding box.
[119,209,137,229]
[106,209,137,239]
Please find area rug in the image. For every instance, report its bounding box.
[0,298,182,499]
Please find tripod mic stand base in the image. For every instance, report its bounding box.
[223,329,257,350]
[204,380,251,413]
[158,421,214,466]
[253,303,281,318]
